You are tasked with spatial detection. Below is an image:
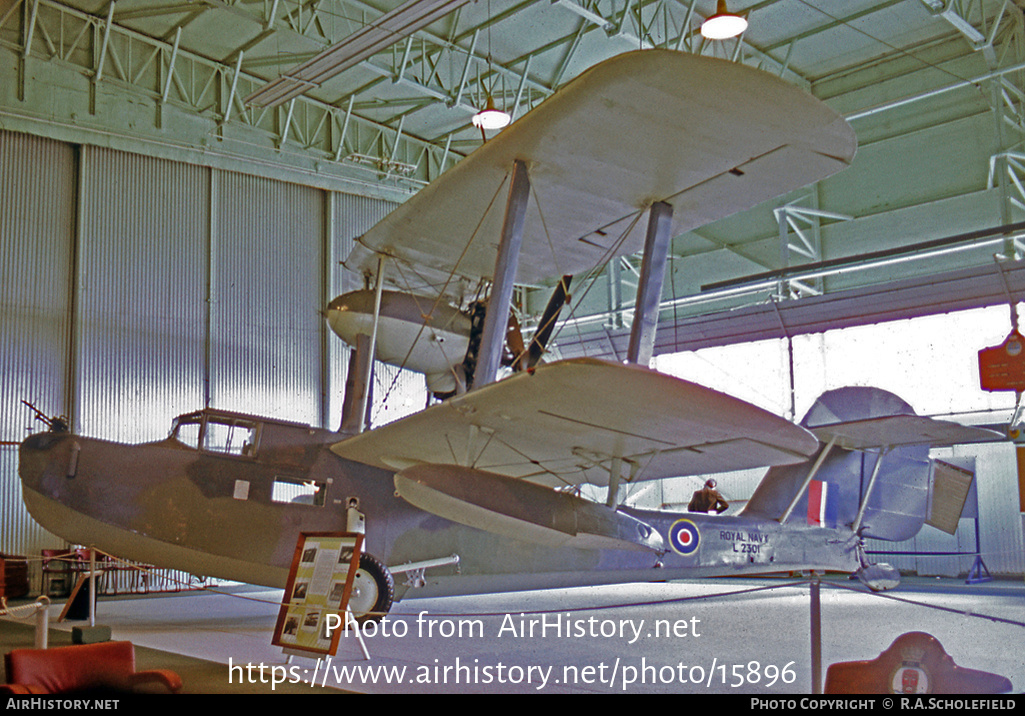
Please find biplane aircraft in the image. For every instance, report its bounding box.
[18,50,1001,622]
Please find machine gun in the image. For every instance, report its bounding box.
[22,400,69,433]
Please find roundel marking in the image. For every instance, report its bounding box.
[668,519,700,556]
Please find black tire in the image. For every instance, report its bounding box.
[348,552,394,625]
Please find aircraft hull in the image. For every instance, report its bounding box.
[21,484,291,588]
[18,421,860,602]
[21,480,857,601]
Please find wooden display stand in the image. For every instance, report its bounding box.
[57,574,95,622]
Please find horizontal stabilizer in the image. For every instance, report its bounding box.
[745,387,998,543]
[808,415,1002,451]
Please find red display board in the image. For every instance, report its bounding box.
[979,330,1025,392]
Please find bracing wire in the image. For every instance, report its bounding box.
[371,173,511,418]
[545,210,647,352]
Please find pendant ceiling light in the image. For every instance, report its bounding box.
[701,0,748,40]
[473,95,511,130]
[473,0,510,133]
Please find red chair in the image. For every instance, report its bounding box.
[1,641,182,694]
[40,549,79,597]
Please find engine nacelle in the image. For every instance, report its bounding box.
[326,290,471,394]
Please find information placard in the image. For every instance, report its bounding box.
[272,532,363,657]
[979,330,1025,391]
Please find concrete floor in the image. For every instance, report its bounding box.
[7,576,1024,694]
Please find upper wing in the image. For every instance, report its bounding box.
[344,49,857,298]
[330,358,820,487]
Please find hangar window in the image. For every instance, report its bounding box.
[272,477,326,506]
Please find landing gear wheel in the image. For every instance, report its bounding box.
[347,553,394,625]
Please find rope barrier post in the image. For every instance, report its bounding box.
[0,596,50,649]
[810,578,822,694]
[88,547,97,627]
[35,597,50,649]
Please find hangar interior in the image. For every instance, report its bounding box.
[1,0,1025,685]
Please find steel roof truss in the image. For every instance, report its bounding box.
[554,0,808,86]
[8,0,479,186]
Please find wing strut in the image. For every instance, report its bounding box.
[627,201,674,366]
[779,435,837,525]
[475,159,531,388]
[606,456,623,507]
[852,449,888,533]
[339,256,386,434]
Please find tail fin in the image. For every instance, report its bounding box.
[743,387,987,542]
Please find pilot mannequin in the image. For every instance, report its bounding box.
[688,479,729,514]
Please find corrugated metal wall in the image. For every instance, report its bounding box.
[0,130,428,570]
[0,132,76,555]
[211,171,324,424]
[324,193,397,431]
[76,147,210,442]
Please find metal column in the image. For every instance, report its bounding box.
[627,201,673,366]
[810,578,822,694]
[475,160,530,388]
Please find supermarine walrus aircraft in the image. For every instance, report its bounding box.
[19,49,1001,623]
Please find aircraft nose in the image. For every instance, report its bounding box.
[22,431,65,452]
[18,431,75,490]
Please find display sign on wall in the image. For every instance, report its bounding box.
[978,330,1025,392]
[272,532,363,657]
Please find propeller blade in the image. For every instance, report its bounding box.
[528,276,572,368]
